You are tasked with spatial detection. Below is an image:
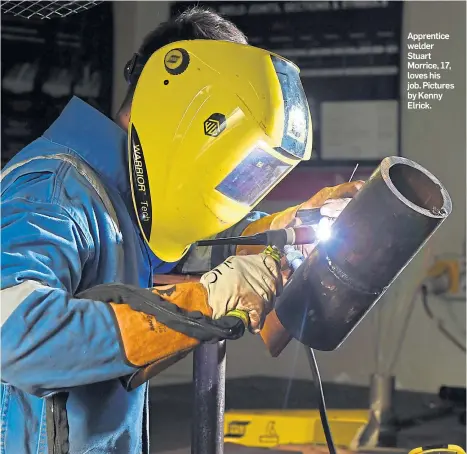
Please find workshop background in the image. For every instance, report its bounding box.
[1,1,465,452]
[110,0,466,394]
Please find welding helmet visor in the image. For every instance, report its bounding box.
[128,40,312,262]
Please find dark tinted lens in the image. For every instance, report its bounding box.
[215,147,291,206]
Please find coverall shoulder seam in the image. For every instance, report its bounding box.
[2,153,119,264]
[49,160,70,205]
[48,162,97,260]
[1,161,63,205]
[4,196,93,267]
[1,162,95,263]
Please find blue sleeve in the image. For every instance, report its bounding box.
[1,169,135,397]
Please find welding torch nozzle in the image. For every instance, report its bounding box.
[196,225,316,249]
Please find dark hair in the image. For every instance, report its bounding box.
[140,6,247,57]
[124,7,247,89]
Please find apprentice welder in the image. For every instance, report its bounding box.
[0,7,362,454]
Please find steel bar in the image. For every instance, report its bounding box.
[357,374,397,448]
[191,341,227,454]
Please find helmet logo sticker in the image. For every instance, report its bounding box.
[204,113,226,137]
[130,125,152,240]
[164,48,190,75]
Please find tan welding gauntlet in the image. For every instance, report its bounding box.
[200,253,283,333]
[78,254,281,389]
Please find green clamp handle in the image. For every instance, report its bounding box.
[225,309,249,327]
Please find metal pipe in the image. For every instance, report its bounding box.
[275,156,452,351]
[191,341,226,454]
[357,374,397,448]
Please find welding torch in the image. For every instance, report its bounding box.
[198,208,322,249]
[197,207,324,268]
[198,206,323,304]
[197,224,315,253]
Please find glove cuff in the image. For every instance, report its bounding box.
[110,283,210,369]
[152,283,212,316]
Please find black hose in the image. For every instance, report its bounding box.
[304,346,337,454]
[197,233,268,246]
[421,285,466,353]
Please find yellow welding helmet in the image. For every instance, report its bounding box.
[128,40,312,263]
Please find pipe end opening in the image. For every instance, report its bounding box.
[388,162,450,216]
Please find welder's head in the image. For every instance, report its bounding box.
[119,7,248,111]
[123,7,313,263]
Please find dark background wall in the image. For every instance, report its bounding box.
[1,2,113,167]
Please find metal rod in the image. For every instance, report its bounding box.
[191,341,226,454]
[357,374,397,448]
[348,163,359,182]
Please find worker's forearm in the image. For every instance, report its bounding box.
[1,281,215,395]
[0,285,136,397]
[76,281,240,391]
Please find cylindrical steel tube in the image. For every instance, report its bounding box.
[191,341,226,454]
[357,374,397,448]
[276,156,452,350]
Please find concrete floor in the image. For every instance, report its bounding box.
[148,377,466,453]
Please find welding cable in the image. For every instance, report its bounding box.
[421,285,466,353]
[304,346,337,454]
[386,284,420,374]
[387,283,466,374]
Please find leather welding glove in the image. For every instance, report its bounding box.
[236,181,364,257]
[200,253,282,334]
[78,283,217,376]
[77,254,281,389]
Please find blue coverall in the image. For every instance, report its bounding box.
[0,96,264,454]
